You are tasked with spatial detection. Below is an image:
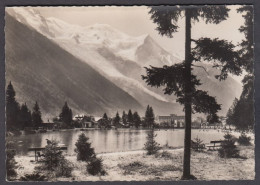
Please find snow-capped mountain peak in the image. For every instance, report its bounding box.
[8,7,179,65]
[7,7,176,104]
[6,7,243,116]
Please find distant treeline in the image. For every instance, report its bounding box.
[6,81,157,131]
[99,105,155,129]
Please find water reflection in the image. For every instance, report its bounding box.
[9,129,228,156]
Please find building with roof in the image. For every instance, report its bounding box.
[156,114,185,128]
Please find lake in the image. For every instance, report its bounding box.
[9,128,235,156]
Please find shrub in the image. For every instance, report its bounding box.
[119,161,146,175]
[155,150,173,159]
[144,129,160,155]
[56,158,73,177]
[140,164,182,176]
[218,133,239,158]
[87,157,106,176]
[6,141,18,181]
[237,132,251,146]
[75,133,96,162]
[20,173,47,181]
[119,162,181,176]
[126,161,143,168]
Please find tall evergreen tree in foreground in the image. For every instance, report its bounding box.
[32,101,43,128]
[59,102,73,127]
[6,81,20,130]
[229,6,254,131]
[144,6,243,179]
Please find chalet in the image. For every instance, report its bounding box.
[74,114,97,128]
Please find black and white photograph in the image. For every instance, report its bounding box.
[4,4,254,181]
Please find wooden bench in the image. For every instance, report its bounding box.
[207,140,223,150]
[28,146,67,161]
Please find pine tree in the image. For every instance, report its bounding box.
[6,81,20,130]
[41,140,73,177]
[149,106,155,128]
[145,105,150,128]
[42,140,64,170]
[59,102,73,127]
[75,133,96,162]
[127,109,133,125]
[113,112,121,126]
[102,113,108,120]
[133,111,141,128]
[232,95,253,130]
[226,98,238,128]
[100,113,110,128]
[143,6,242,179]
[18,103,32,129]
[144,129,160,155]
[122,111,127,125]
[145,105,155,128]
[32,101,43,128]
[230,6,254,131]
[237,6,253,73]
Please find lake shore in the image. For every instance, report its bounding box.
[14,145,254,181]
[9,128,255,156]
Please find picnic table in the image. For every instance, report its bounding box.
[28,145,67,161]
[207,140,223,150]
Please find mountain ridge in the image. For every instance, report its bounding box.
[6,7,243,116]
[5,13,143,121]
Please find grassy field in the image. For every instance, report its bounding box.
[14,144,254,181]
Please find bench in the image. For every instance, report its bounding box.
[207,140,223,150]
[28,146,67,161]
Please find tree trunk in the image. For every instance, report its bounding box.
[182,9,195,180]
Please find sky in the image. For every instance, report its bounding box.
[34,5,246,59]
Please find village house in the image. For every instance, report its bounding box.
[156,114,185,128]
[73,114,97,128]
